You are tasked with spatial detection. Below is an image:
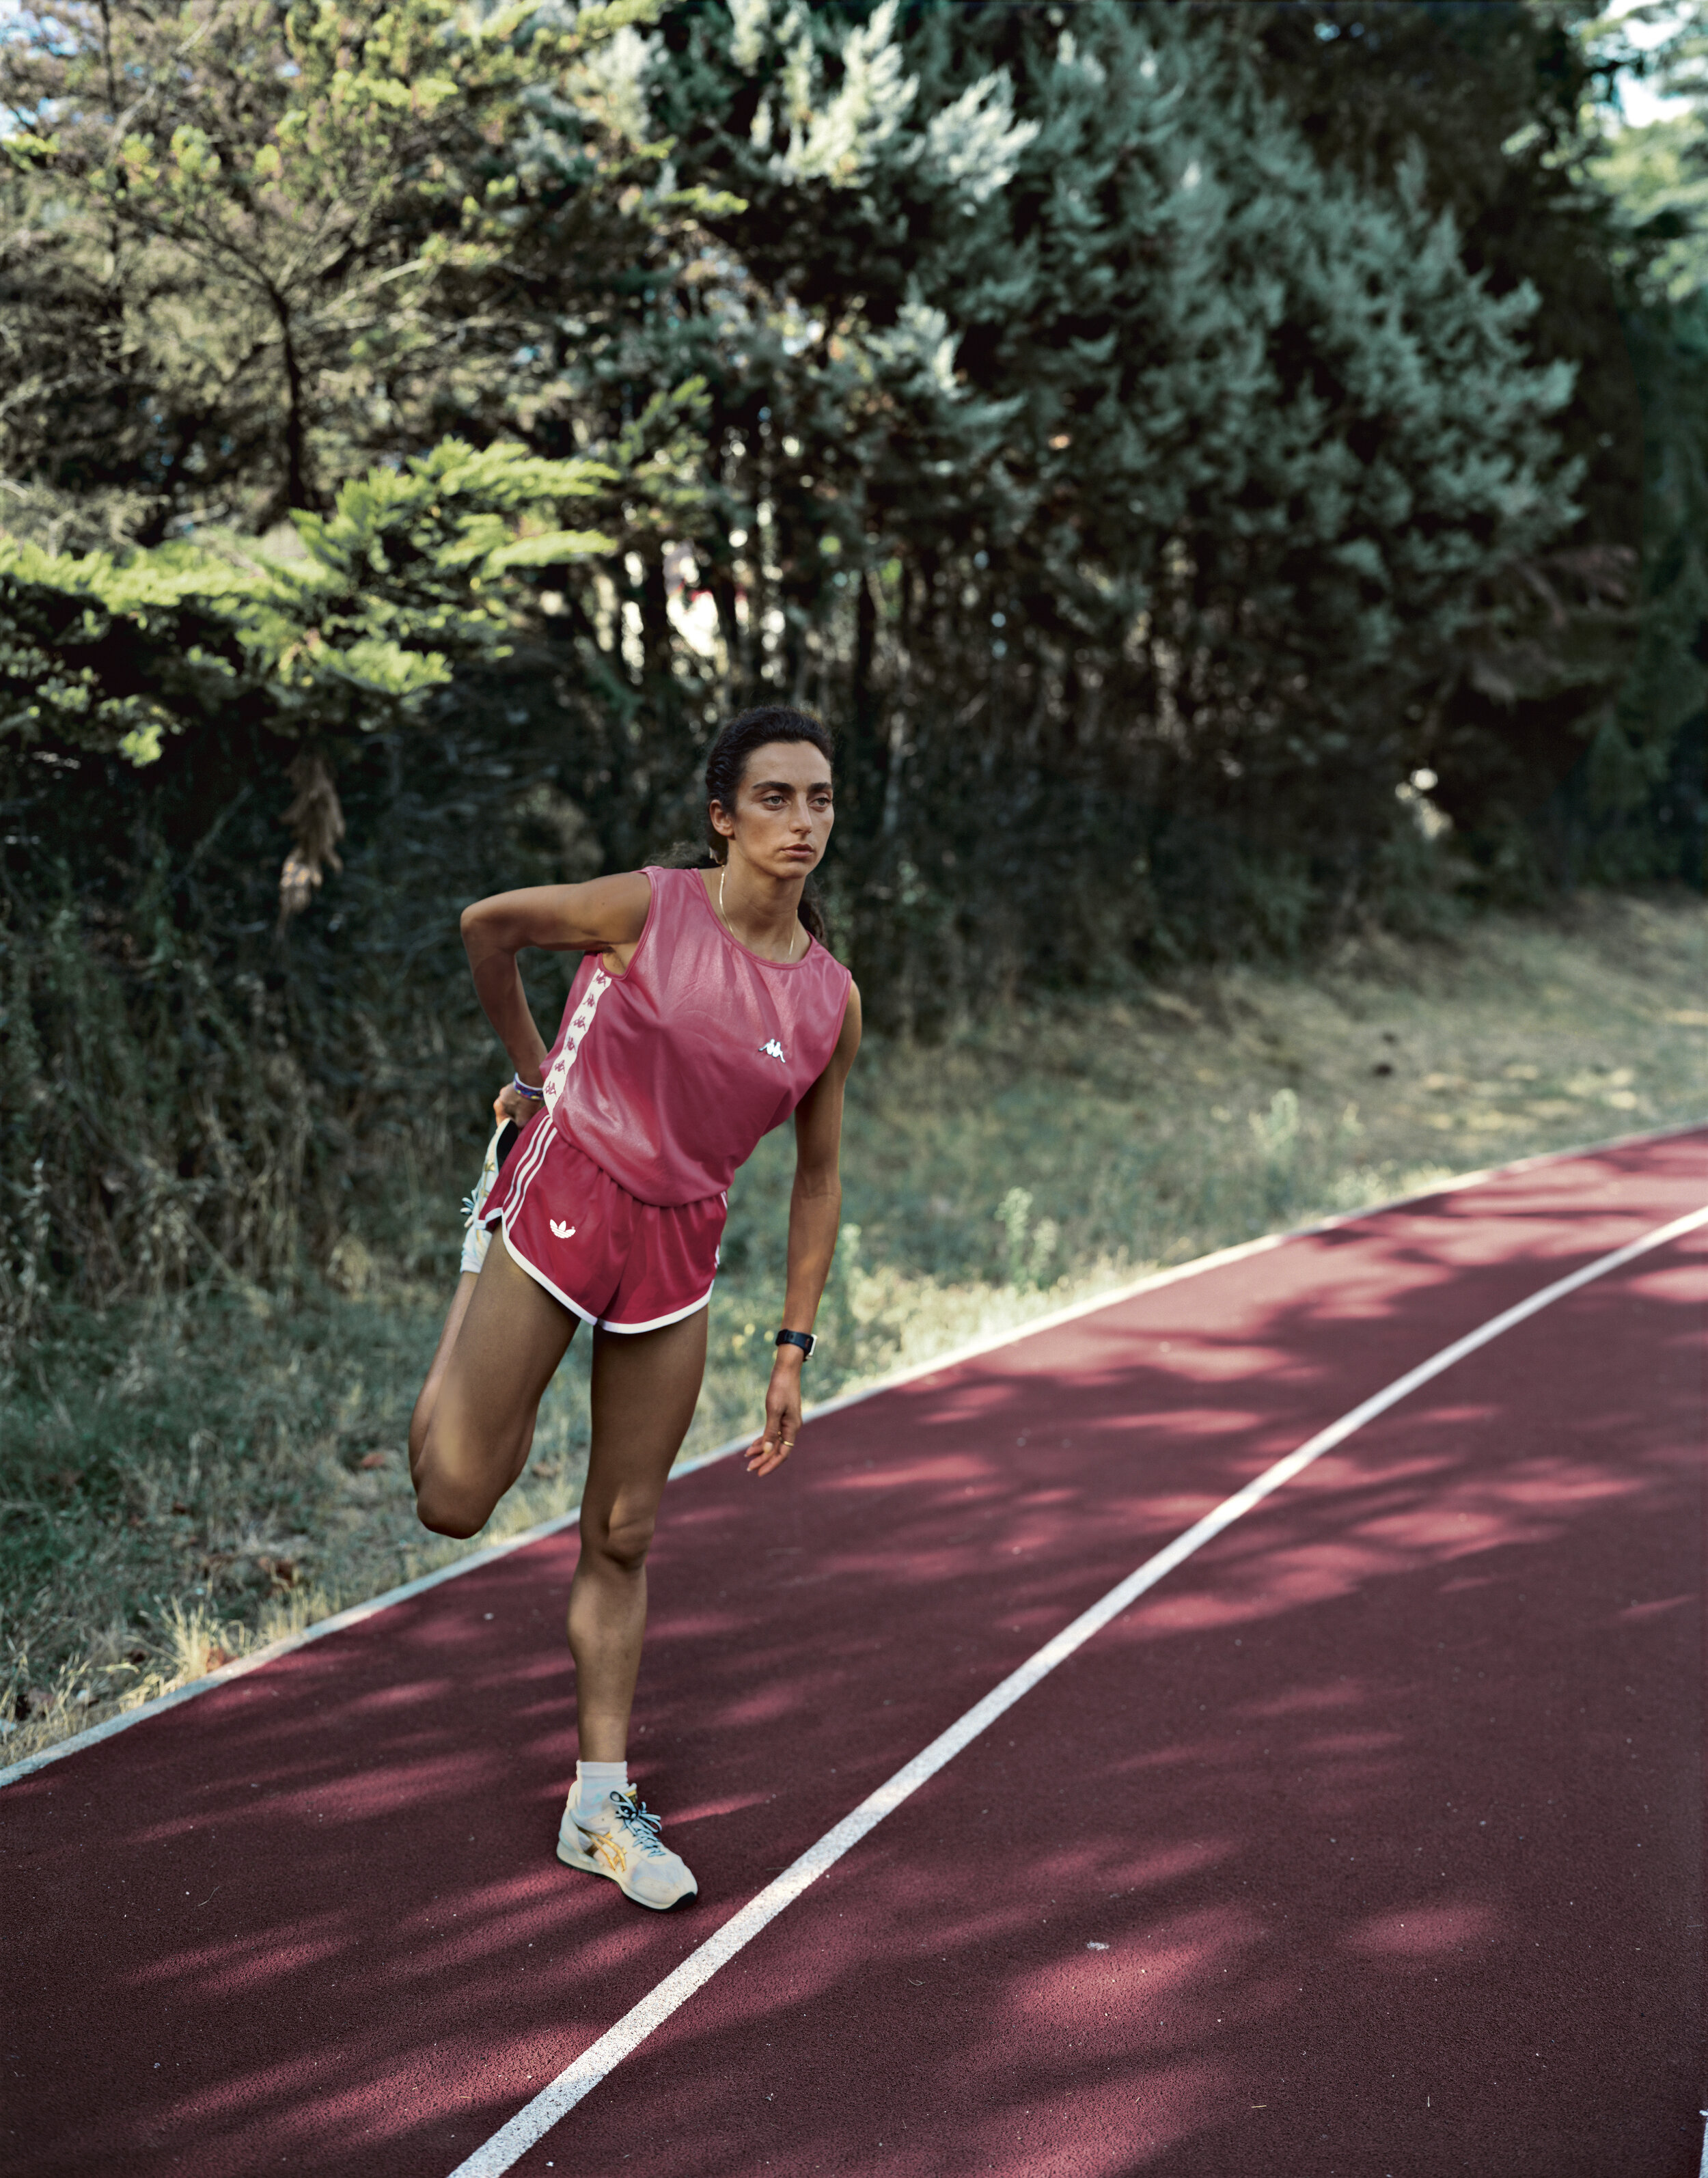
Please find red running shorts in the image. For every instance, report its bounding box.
[480,1114,723,1333]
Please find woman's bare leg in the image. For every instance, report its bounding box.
[569,1310,708,1763]
[409,1264,549,1478]
[412,1236,577,1537]
[409,1271,476,1466]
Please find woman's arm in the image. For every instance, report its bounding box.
[460,873,651,1089]
[747,983,864,1476]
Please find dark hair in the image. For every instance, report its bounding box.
[704,705,835,947]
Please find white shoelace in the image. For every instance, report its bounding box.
[609,1791,670,1857]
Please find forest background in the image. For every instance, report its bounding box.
[0,0,1704,1737]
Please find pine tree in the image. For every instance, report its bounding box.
[0,438,616,885]
[0,0,687,538]
[1585,2,1708,880]
[642,1,1580,978]
[1233,0,1703,888]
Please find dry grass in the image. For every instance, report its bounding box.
[4,894,1703,1766]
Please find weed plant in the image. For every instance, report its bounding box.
[3,896,1702,1764]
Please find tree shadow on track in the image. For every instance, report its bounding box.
[5,1169,1702,2178]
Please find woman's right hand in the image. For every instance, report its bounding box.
[493,1078,543,1126]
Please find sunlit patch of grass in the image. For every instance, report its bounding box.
[4,895,1702,1761]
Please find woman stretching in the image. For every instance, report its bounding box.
[408,706,859,1912]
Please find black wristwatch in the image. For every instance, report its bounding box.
[775,1329,816,1360]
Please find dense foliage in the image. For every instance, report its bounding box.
[0,0,1700,1314]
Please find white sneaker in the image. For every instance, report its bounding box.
[557,1782,698,1911]
[458,1122,516,1276]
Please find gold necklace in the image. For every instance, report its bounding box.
[720,865,802,963]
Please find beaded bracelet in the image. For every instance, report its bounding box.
[512,1074,545,1101]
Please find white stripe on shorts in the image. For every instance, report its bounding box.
[501,1112,557,1224]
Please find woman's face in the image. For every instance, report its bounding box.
[713,740,834,879]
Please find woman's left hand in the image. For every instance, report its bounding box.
[745,1352,804,1476]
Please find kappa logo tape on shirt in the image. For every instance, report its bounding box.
[542,965,613,1108]
[759,1038,786,1063]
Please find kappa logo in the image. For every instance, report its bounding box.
[550,1219,576,1239]
[759,1038,787,1064]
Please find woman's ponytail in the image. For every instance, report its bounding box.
[796,881,828,946]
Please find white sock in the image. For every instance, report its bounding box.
[574,1759,629,1829]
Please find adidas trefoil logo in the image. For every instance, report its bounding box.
[550,1219,576,1239]
[760,1038,786,1064]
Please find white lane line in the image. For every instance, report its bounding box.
[448,1200,1708,2178]
[7,1124,1700,1795]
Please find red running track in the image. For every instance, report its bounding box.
[3,1134,1703,2178]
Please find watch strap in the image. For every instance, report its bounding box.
[775,1328,816,1359]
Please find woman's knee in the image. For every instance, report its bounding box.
[413,1473,493,1540]
[411,1422,502,1539]
[583,1504,657,1577]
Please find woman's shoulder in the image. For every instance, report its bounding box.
[799,944,855,1051]
[805,931,853,983]
[642,861,713,900]
[641,863,722,931]
[812,947,852,996]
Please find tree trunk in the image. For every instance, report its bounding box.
[277,305,310,512]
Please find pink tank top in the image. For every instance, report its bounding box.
[537,866,853,1207]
